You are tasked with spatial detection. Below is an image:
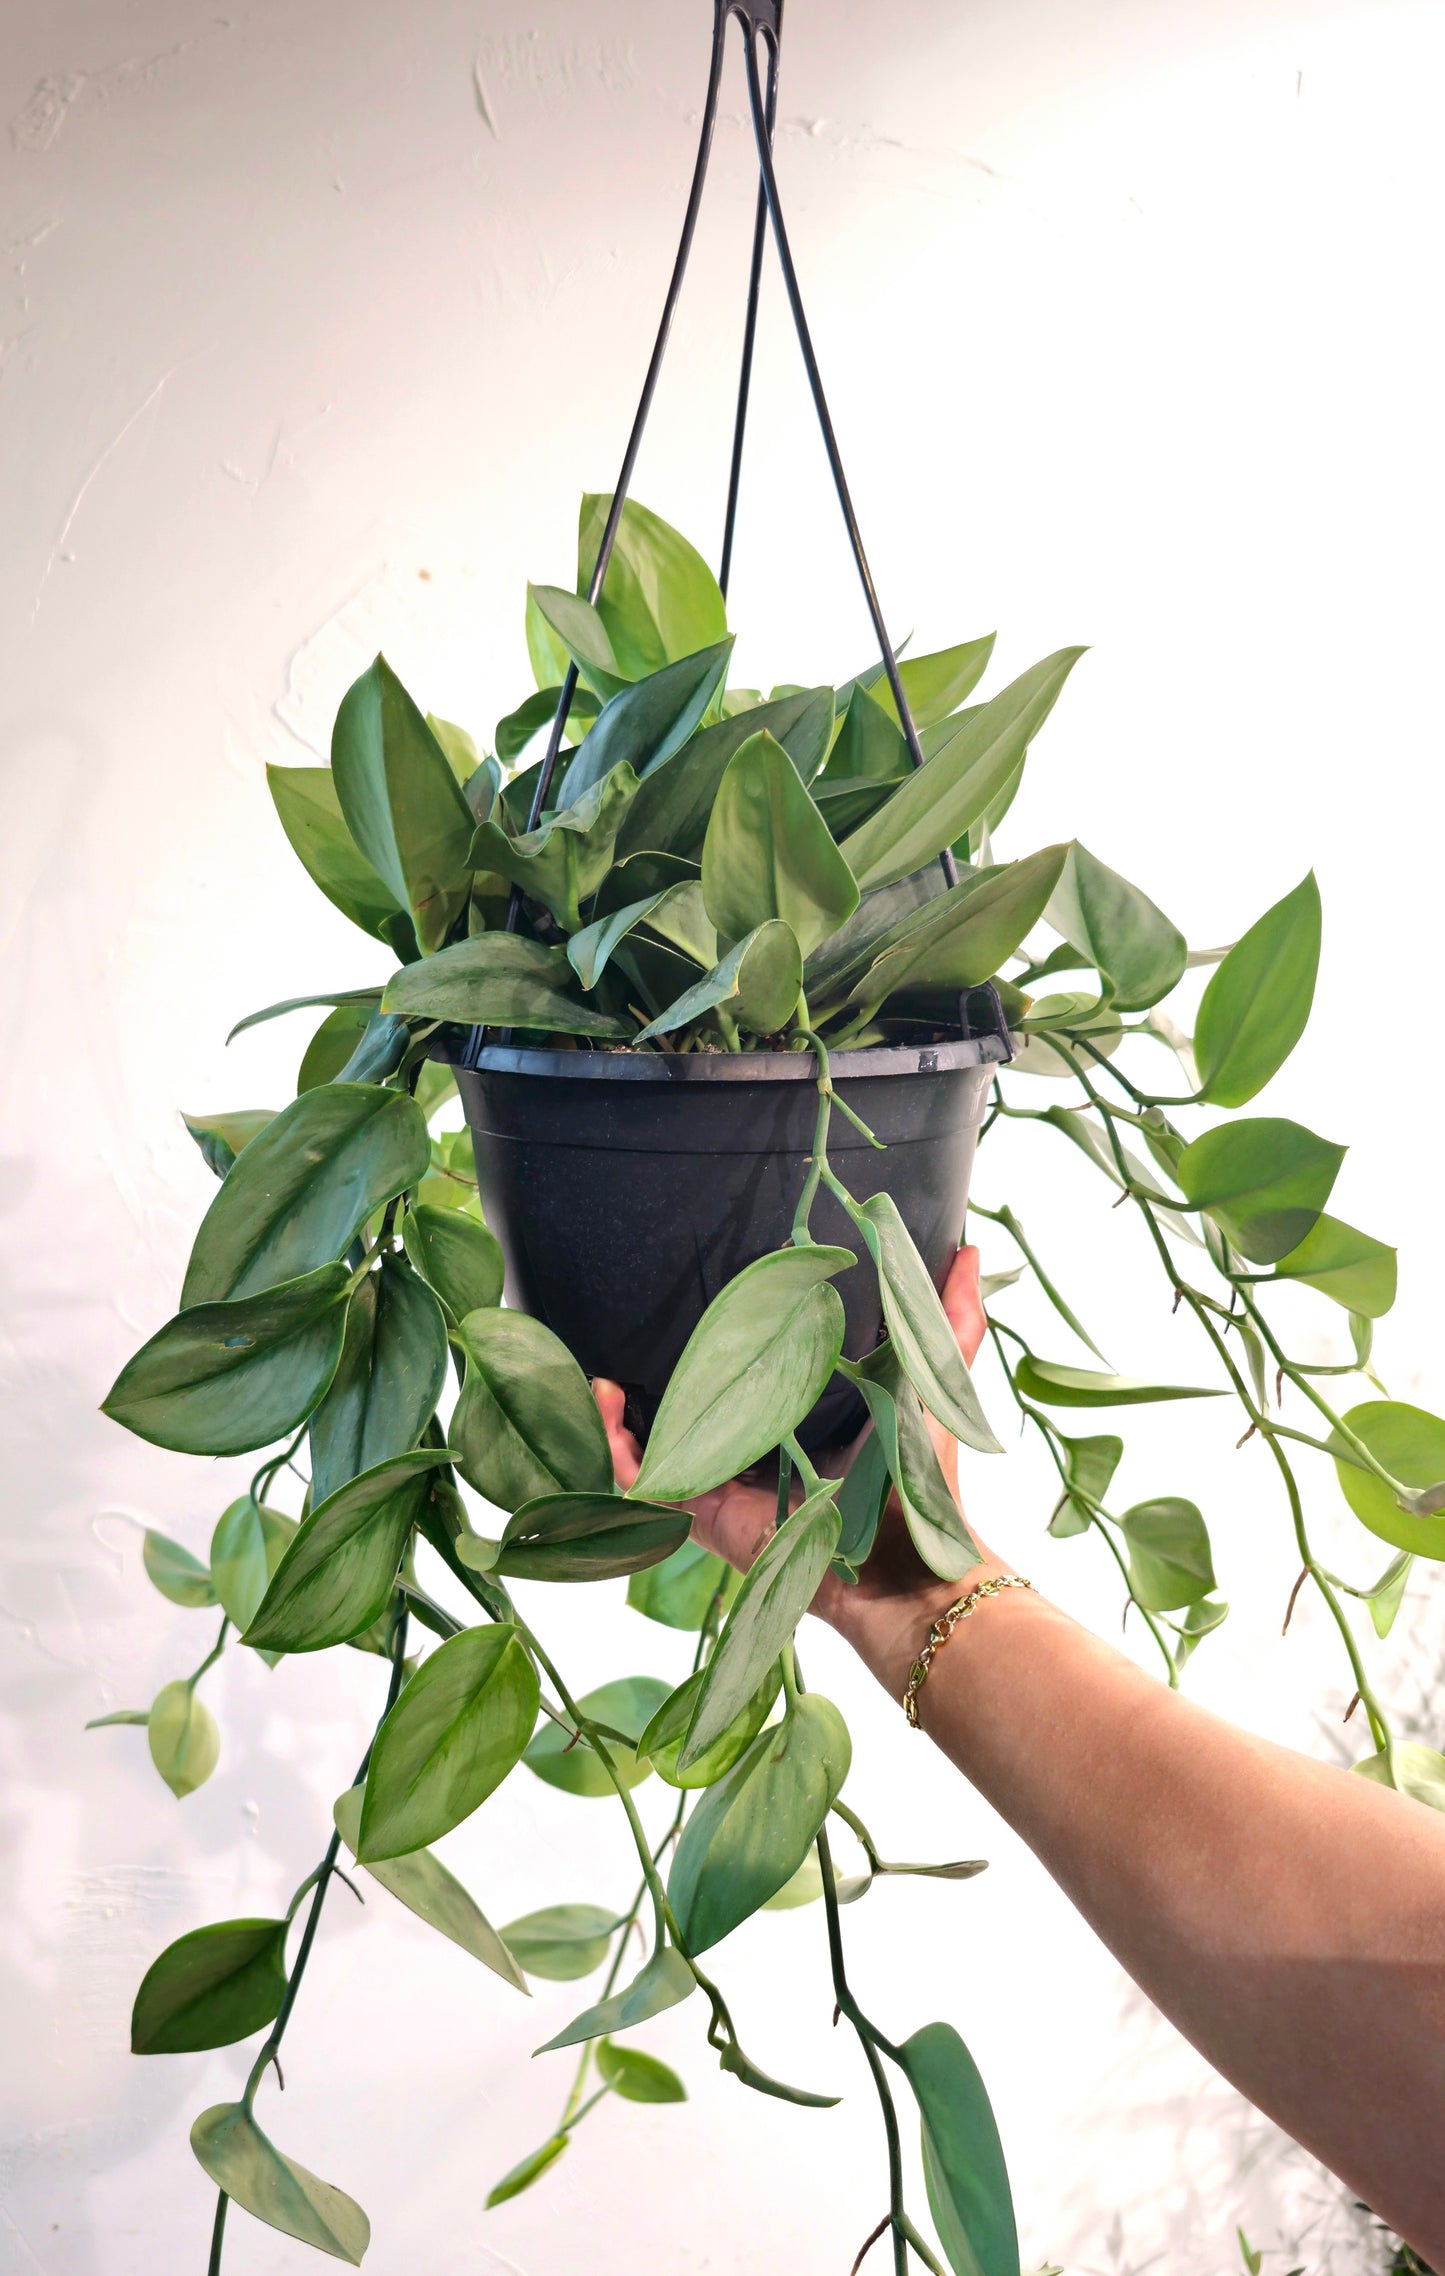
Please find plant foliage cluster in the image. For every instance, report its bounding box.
[99,498,1445,2275]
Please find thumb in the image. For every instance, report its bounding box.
[593,1377,643,1492]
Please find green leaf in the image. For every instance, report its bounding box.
[85,1709,150,1729]
[632,1245,853,1500]
[617,689,836,860]
[500,1903,618,1981]
[897,2021,1019,2276]
[358,1624,539,1860]
[331,654,475,954]
[267,764,406,942]
[1044,843,1186,1011]
[1119,1498,1216,1610]
[416,1129,483,1217]
[1366,1554,1412,1639]
[1048,1432,1121,1537]
[226,987,385,1046]
[715,2039,839,2106]
[496,1493,691,1581]
[834,850,1068,1029]
[452,1308,613,1512]
[566,890,669,989]
[596,2038,687,2102]
[1175,1118,1345,1264]
[639,1660,781,1789]
[296,1004,379,1092]
[679,1487,841,1768]
[181,1084,429,1306]
[190,2103,369,2265]
[148,1682,219,1798]
[669,1695,851,1952]
[142,1529,217,1609]
[833,1428,891,1578]
[1173,1597,1230,1672]
[1332,1402,1445,1559]
[1031,1103,1201,1246]
[182,1108,277,1180]
[309,1257,448,1504]
[245,1450,452,1653]
[561,641,735,805]
[1269,1214,1396,1318]
[1014,1357,1221,1408]
[211,1496,296,1637]
[846,1346,982,1581]
[801,869,943,1009]
[527,582,627,698]
[131,1918,288,2053]
[486,2134,569,2208]
[323,1011,411,1087]
[102,1263,353,1456]
[823,682,907,786]
[471,760,642,929]
[841,1192,1000,1452]
[841,648,1084,890]
[1354,1741,1445,1813]
[1195,874,1321,1107]
[580,493,729,677]
[628,1538,737,1631]
[496,683,599,761]
[701,731,859,957]
[633,919,803,1043]
[524,1675,672,1798]
[863,636,997,730]
[332,1786,528,1991]
[401,1204,504,1321]
[383,928,630,1036]
[535,1944,694,2054]
[632,919,802,1043]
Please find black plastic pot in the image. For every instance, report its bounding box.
[452,1018,1010,1451]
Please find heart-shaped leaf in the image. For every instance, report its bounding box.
[523,1676,672,1798]
[359,1624,539,1860]
[1175,1118,1344,1264]
[132,1918,288,2053]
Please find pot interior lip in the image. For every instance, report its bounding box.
[447,1033,1012,1084]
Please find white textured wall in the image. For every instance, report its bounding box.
[3,2,1443,2271]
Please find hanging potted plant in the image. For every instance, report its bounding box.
[93,2,1445,2271]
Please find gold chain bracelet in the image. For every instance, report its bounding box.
[902,1575,1035,1727]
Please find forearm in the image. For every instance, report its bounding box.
[828,1573,1445,2262]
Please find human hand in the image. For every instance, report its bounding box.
[594,1246,1011,1661]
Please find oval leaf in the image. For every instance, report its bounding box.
[452,1309,614,1512]
[523,1675,672,1799]
[596,2038,687,2103]
[190,2103,369,2265]
[1333,1403,1445,1560]
[633,1246,853,1501]
[148,1681,219,1798]
[102,1264,353,1457]
[402,1204,504,1320]
[358,1624,539,1860]
[679,1487,841,1769]
[1269,1214,1397,1319]
[500,1902,618,1981]
[1119,1497,1216,1610]
[1195,874,1321,1107]
[896,2021,1019,2276]
[142,1529,217,1609]
[496,1494,691,1582]
[627,1538,737,1632]
[211,1496,297,1636]
[182,1085,429,1306]
[245,1449,452,1653]
[640,1660,781,1790]
[669,1695,851,1952]
[132,1918,288,2053]
[383,931,629,1036]
[1175,1118,1345,1265]
[309,1257,448,1505]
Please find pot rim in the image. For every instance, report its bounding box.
[448,1032,1012,1084]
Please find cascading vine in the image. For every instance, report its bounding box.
[96,495,1444,2275]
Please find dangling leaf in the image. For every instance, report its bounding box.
[679,1489,841,1768]
[1048,1433,1122,1537]
[330,654,475,954]
[668,1696,851,1951]
[1119,1498,1216,1610]
[1174,1119,1345,1264]
[632,1246,853,1500]
[839,1192,1000,1452]
[500,1903,618,1981]
[401,1204,504,1321]
[523,1675,672,1798]
[496,1493,691,1582]
[639,1659,781,1789]
[181,1084,429,1306]
[1269,1214,1397,1319]
[148,1682,219,1798]
[534,1944,694,2054]
[142,1530,217,1609]
[1194,874,1321,1107]
[701,731,859,956]
[131,1918,289,2053]
[211,1496,297,1636]
[190,2103,370,2265]
[309,1256,448,1504]
[596,2039,687,2102]
[332,1787,528,1991]
[245,1449,453,1653]
[485,2134,570,2208]
[297,1004,380,1092]
[1332,1402,1445,1559]
[896,2022,1019,2276]
[451,1308,613,1512]
[627,1538,737,1631]
[101,1264,353,1456]
[1013,1357,1221,1409]
[358,1624,540,1860]
[845,1346,981,1581]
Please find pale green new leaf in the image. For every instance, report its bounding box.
[148,1681,219,1798]
[1195,874,1321,1106]
[332,1787,528,1991]
[1120,1497,1216,1610]
[142,1529,217,1609]
[1270,1214,1397,1319]
[191,2103,369,2265]
[267,764,405,942]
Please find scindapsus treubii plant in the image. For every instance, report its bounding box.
[98,495,1445,2276]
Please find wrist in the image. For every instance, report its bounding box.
[822,1550,1021,1700]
